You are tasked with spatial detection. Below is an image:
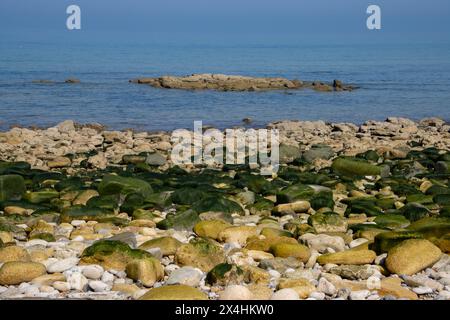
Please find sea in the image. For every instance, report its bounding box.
[0,32,449,132]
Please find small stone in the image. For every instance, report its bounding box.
[350,290,370,300]
[219,285,254,300]
[89,280,110,292]
[47,257,79,273]
[317,277,337,296]
[65,271,88,291]
[125,258,164,287]
[0,246,31,263]
[166,267,204,287]
[139,284,208,300]
[270,288,300,300]
[53,281,71,292]
[82,265,104,280]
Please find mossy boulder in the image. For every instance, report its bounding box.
[175,238,225,272]
[138,237,182,256]
[406,217,450,239]
[193,220,232,240]
[170,187,208,205]
[139,284,208,300]
[270,243,311,262]
[374,214,410,229]
[260,227,293,239]
[385,239,442,275]
[157,209,200,231]
[80,240,154,271]
[23,189,59,204]
[60,205,115,223]
[192,196,244,216]
[332,157,388,177]
[276,184,315,204]
[317,249,376,265]
[125,257,164,287]
[245,236,298,252]
[372,231,424,254]
[308,212,348,233]
[0,245,31,263]
[98,174,153,198]
[302,144,334,163]
[206,263,244,286]
[0,175,26,201]
[399,203,430,222]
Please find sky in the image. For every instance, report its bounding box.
[0,0,449,43]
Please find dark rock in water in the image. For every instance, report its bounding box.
[302,144,334,163]
[242,118,252,124]
[64,78,80,84]
[106,232,137,248]
[0,175,26,201]
[32,80,54,84]
[157,209,200,231]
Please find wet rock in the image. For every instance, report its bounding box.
[139,284,208,300]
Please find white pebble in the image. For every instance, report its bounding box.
[309,291,325,300]
[350,290,370,300]
[82,265,104,280]
[101,271,115,284]
[89,280,110,292]
[219,285,254,300]
[270,288,300,300]
[412,286,433,295]
[66,272,88,291]
[53,281,71,292]
[349,238,368,248]
[71,220,86,227]
[47,257,79,273]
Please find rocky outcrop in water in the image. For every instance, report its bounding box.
[130,74,356,92]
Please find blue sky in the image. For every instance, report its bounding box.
[0,0,449,43]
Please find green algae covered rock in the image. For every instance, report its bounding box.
[270,243,311,262]
[372,231,424,254]
[175,237,225,272]
[276,184,315,204]
[317,249,377,265]
[23,189,59,204]
[193,220,232,240]
[206,263,244,286]
[157,209,200,231]
[80,240,154,271]
[399,203,430,222]
[60,205,115,223]
[308,212,348,233]
[374,214,411,229]
[332,157,389,178]
[98,174,153,198]
[192,196,244,216]
[170,187,208,205]
[0,175,26,201]
[139,236,182,256]
[406,217,450,239]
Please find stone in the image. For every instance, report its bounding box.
[350,290,371,300]
[299,233,346,253]
[0,174,26,201]
[270,243,311,262]
[125,258,164,287]
[193,220,232,240]
[217,226,259,246]
[270,288,300,300]
[82,265,104,280]
[317,250,376,265]
[273,201,311,214]
[385,239,442,275]
[0,261,47,285]
[0,246,31,263]
[88,280,110,292]
[219,285,254,300]
[139,284,208,300]
[65,271,88,291]
[47,156,71,168]
[139,237,182,256]
[166,267,204,287]
[206,263,244,286]
[317,277,337,296]
[175,238,225,272]
[308,213,348,233]
[47,257,79,273]
[278,278,316,299]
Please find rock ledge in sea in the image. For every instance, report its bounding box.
[130,73,356,92]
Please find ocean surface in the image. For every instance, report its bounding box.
[0,34,449,132]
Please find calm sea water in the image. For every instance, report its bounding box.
[0,34,449,131]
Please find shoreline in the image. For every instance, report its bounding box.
[0,116,449,300]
